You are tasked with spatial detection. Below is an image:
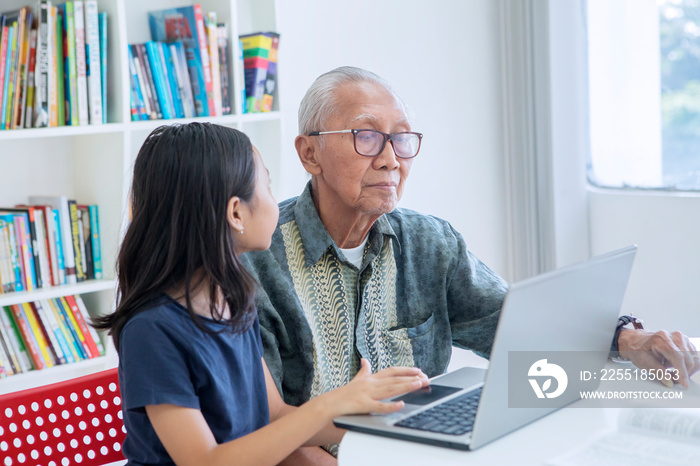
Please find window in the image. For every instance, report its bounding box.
[587,0,700,191]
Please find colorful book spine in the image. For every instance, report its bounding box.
[9,8,28,129]
[136,43,161,120]
[33,3,49,128]
[98,11,107,123]
[38,299,74,364]
[262,32,279,112]
[55,8,65,127]
[8,303,43,369]
[131,45,154,120]
[52,208,66,284]
[44,298,80,362]
[32,300,66,365]
[23,28,37,128]
[205,12,222,117]
[67,199,85,281]
[64,1,78,126]
[170,42,194,118]
[126,45,147,120]
[217,24,231,115]
[0,214,23,291]
[161,42,183,118]
[144,41,173,119]
[57,296,88,358]
[193,4,215,116]
[64,294,99,357]
[84,0,102,125]
[0,17,8,118]
[74,295,104,355]
[1,306,31,372]
[14,214,37,291]
[21,301,53,367]
[87,204,101,279]
[16,10,33,129]
[1,24,15,130]
[48,6,58,127]
[48,297,84,360]
[73,1,88,125]
[28,195,76,284]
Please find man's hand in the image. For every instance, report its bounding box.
[618,329,700,388]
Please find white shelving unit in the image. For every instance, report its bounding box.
[0,0,282,394]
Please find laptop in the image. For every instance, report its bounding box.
[334,245,637,450]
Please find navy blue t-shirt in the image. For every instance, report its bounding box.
[118,297,269,465]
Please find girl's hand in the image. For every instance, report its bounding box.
[317,359,430,418]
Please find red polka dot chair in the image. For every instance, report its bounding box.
[0,368,126,466]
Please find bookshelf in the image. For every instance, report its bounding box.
[0,0,282,393]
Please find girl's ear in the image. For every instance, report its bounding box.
[295,135,322,176]
[227,196,245,233]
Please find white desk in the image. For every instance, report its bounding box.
[339,341,700,466]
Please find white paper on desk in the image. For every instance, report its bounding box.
[546,409,700,466]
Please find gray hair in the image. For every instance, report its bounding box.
[297,66,412,136]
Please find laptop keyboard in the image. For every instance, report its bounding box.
[394,387,483,436]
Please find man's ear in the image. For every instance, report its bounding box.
[227,196,245,233]
[295,135,322,176]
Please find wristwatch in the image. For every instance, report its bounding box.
[609,315,644,361]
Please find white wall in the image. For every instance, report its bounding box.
[275,0,509,278]
[589,189,700,336]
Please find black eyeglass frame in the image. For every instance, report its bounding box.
[308,129,423,159]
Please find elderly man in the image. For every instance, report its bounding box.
[242,66,699,464]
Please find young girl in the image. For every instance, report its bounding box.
[94,123,429,465]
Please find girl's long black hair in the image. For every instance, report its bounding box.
[94,123,259,351]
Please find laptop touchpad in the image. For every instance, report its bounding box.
[393,385,462,405]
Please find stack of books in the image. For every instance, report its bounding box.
[0,294,105,377]
[0,1,108,130]
[240,31,279,113]
[127,4,232,121]
[0,197,102,293]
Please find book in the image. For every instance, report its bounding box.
[56,296,89,358]
[84,0,102,125]
[62,1,79,126]
[8,303,43,370]
[0,331,13,376]
[73,1,88,126]
[47,297,84,360]
[131,44,155,120]
[76,205,88,279]
[23,27,37,128]
[9,206,45,288]
[21,301,54,367]
[74,294,104,355]
[547,409,700,466]
[205,12,221,117]
[160,41,183,118]
[48,6,58,127]
[240,33,271,113]
[52,208,66,284]
[28,195,77,284]
[33,2,50,128]
[38,299,74,364]
[236,39,245,114]
[0,216,12,292]
[5,8,27,130]
[31,300,66,365]
[144,41,173,119]
[0,209,37,290]
[0,214,23,291]
[14,9,33,129]
[262,32,279,112]
[170,42,195,118]
[88,204,101,279]
[98,11,106,123]
[55,8,64,126]
[0,16,8,121]
[1,305,31,372]
[34,204,60,286]
[135,43,161,120]
[217,24,231,115]
[127,45,148,120]
[67,199,85,281]
[64,294,100,357]
[148,4,211,116]
[2,20,16,129]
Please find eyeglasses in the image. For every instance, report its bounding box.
[308,129,423,159]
